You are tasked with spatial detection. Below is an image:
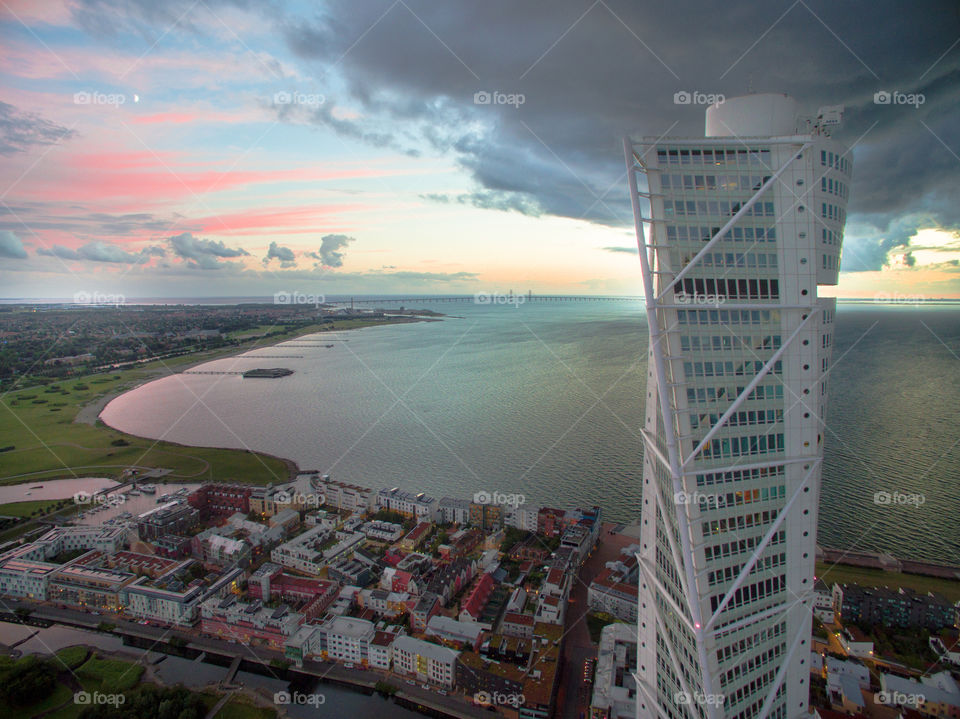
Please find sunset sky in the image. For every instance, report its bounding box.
[1,0,958,299]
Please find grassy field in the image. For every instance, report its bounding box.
[76,654,144,693]
[0,498,76,518]
[816,561,960,602]
[214,695,278,719]
[0,365,293,486]
[0,316,429,488]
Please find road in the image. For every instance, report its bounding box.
[560,524,636,719]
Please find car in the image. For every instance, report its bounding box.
[437,689,447,696]
[421,684,430,690]
[406,679,416,686]
[344,662,354,669]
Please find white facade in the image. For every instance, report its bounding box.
[626,94,851,719]
[123,579,201,625]
[392,635,459,688]
[319,616,375,663]
[377,488,439,521]
[0,559,57,599]
[503,506,539,532]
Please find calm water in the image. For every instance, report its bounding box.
[100,302,960,563]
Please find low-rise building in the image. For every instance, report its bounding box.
[587,548,639,623]
[271,526,364,576]
[377,488,438,522]
[393,635,459,688]
[137,502,199,541]
[48,562,136,612]
[438,497,471,526]
[0,558,58,600]
[362,520,404,542]
[188,484,252,519]
[200,596,302,649]
[590,622,637,719]
[426,615,486,651]
[314,615,376,664]
[834,582,956,630]
[400,522,432,552]
[501,612,535,639]
[813,578,834,623]
[411,592,440,632]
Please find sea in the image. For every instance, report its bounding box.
[98,298,960,563]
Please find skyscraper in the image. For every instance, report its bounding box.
[624,94,850,719]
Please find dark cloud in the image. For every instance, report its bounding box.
[263,241,297,268]
[0,102,76,156]
[168,232,249,270]
[275,0,960,264]
[602,246,638,254]
[0,231,28,259]
[307,234,354,268]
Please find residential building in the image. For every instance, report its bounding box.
[426,615,486,650]
[813,578,834,623]
[438,497,472,525]
[187,484,252,519]
[376,487,438,521]
[400,522,432,552]
[137,502,199,541]
[833,582,955,629]
[590,622,638,719]
[393,635,459,688]
[501,612,535,639]
[199,595,302,649]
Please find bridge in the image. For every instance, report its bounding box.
[326,294,642,306]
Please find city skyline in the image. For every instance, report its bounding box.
[1,1,959,299]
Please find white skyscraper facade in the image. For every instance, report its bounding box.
[624,94,851,719]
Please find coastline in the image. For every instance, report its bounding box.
[87,315,441,483]
[81,315,437,428]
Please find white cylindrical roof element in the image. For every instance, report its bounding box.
[705,93,799,137]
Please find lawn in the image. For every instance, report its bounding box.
[816,562,960,602]
[76,655,144,693]
[0,498,76,518]
[9,681,73,719]
[54,645,90,670]
[214,695,278,719]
